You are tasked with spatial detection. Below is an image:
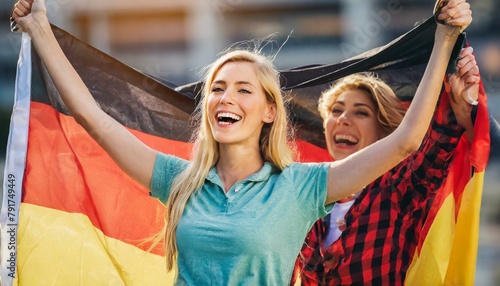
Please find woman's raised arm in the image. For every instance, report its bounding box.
[12,0,158,189]
[325,0,473,204]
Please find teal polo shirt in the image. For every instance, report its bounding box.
[151,153,332,285]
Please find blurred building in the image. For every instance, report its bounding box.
[2,0,499,93]
[2,0,499,95]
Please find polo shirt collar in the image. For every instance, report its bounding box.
[206,162,275,184]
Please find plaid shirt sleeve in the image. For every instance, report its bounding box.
[293,93,465,286]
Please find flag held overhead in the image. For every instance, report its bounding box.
[0,15,493,286]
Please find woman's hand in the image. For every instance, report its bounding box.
[447,46,480,141]
[12,0,48,34]
[435,0,473,39]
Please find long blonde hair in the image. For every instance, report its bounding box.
[163,50,294,270]
[318,73,406,137]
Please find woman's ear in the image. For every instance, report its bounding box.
[264,103,277,123]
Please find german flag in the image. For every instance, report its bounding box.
[0,16,492,285]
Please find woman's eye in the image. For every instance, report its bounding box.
[211,87,224,92]
[239,89,251,94]
[331,108,342,114]
[356,111,369,116]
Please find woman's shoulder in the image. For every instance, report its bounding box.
[154,153,189,171]
[286,161,331,169]
[281,161,331,178]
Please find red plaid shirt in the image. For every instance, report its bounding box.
[292,102,464,285]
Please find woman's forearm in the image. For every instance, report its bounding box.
[393,34,459,153]
[28,19,102,127]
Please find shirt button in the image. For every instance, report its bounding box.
[235,188,240,192]
[336,218,346,231]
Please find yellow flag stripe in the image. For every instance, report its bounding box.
[444,172,484,285]
[15,203,175,286]
[405,191,456,285]
[405,173,484,286]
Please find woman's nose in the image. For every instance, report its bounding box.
[337,112,350,126]
[220,90,235,105]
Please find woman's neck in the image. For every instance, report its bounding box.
[217,144,264,191]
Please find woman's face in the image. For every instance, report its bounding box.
[207,61,275,146]
[324,89,384,161]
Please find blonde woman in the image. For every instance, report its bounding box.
[12,0,472,284]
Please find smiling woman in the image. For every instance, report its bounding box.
[293,50,481,285]
[149,55,340,284]
[207,61,277,148]
[319,73,405,161]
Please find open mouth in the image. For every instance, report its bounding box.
[216,112,242,125]
[334,134,358,146]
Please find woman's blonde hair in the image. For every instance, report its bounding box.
[318,73,406,136]
[163,50,294,270]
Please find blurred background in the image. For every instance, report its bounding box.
[1,0,499,284]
